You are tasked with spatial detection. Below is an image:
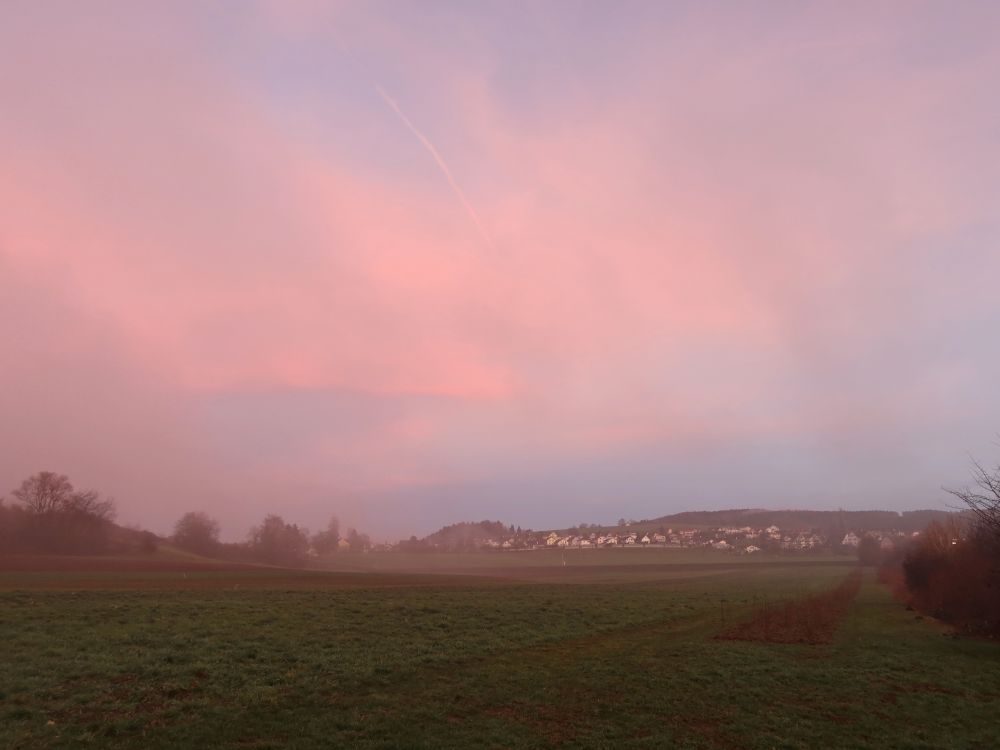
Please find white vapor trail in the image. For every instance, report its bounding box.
[376,85,493,248]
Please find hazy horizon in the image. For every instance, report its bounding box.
[3,1,999,541]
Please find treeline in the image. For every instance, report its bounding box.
[647,508,953,533]
[0,471,370,569]
[400,520,514,552]
[0,472,150,554]
[170,511,370,567]
[891,457,1000,637]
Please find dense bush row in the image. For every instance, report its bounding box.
[897,458,1000,637]
[170,511,370,567]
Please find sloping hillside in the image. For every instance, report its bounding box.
[642,508,955,532]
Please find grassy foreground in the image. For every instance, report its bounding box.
[1,558,998,748]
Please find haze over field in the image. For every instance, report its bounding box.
[2,2,999,539]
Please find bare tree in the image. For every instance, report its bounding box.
[12,471,75,514]
[946,456,1000,543]
[10,472,116,553]
[64,488,116,523]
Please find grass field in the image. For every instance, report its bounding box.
[2,553,998,748]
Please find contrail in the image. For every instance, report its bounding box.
[376,85,493,248]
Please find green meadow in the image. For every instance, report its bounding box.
[2,555,998,749]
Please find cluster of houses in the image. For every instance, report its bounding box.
[840,530,912,552]
[472,524,917,555]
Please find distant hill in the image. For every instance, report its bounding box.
[639,508,957,533]
[407,520,514,551]
[413,508,961,548]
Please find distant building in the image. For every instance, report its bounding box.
[842,532,861,547]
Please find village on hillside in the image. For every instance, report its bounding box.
[396,519,921,555]
[484,527,913,554]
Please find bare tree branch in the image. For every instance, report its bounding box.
[945,457,1000,541]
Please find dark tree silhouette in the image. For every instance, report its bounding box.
[857,535,881,566]
[249,514,309,566]
[13,472,75,514]
[344,527,370,552]
[172,511,221,556]
[311,516,341,555]
[9,471,116,553]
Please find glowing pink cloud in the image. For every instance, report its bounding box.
[2,2,999,538]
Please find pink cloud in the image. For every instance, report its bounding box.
[2,2,999,535]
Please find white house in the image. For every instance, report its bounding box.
[842,532,861,547]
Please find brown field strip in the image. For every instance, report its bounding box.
[717,569,863,644]
[0,554,262,573]
[0,555,506,589]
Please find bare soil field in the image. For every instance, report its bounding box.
[0,554,259,573]
[0,555,501,590]
[718,569,863,644]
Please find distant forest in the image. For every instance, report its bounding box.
[641,508,955,534]
[395,508,960,553]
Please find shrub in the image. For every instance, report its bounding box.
[902,517,999,636]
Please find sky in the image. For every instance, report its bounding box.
[2,1,999,541]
